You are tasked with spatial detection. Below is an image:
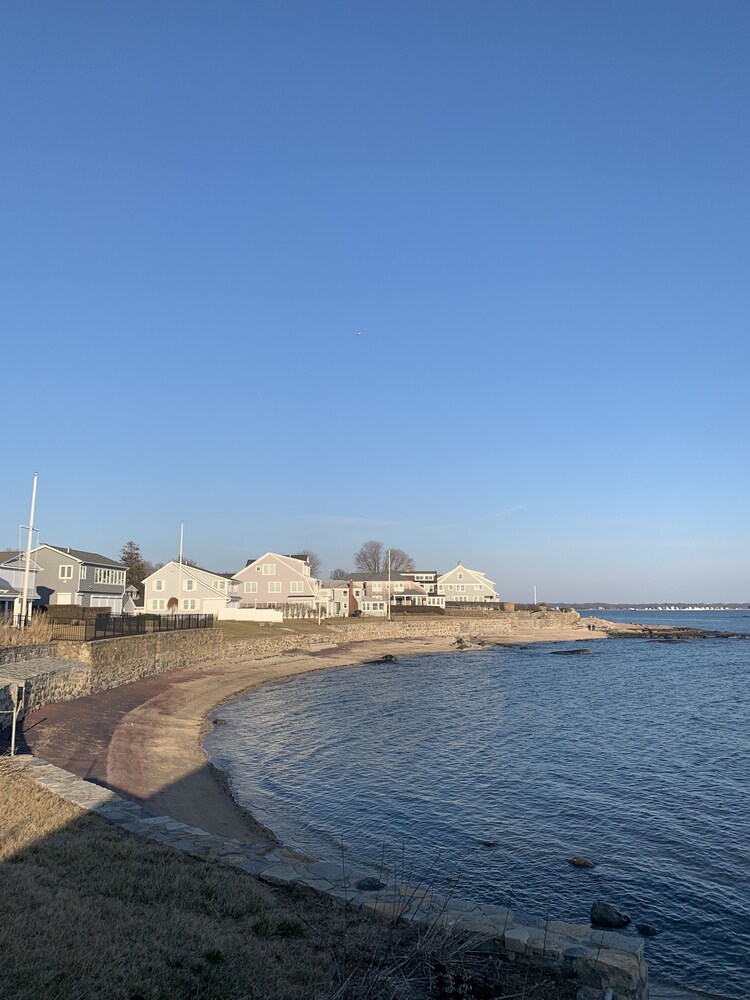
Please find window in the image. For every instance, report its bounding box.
[262,563,276,576]
[59,565,73,580]
[152,599,165,610]
[447,585,454,591]
[244,582,258,594]
[268,581,282,594]
[290,581,303,593]
[458,573,463,580]
[182,599,197,610]
[80,566,87,580]
[372,583,382,592]
[155,580,164,591]
[474,585,483,591]
[212,580,226,590]
[183,579,195,591]
[94,568,126,587]
[457,585,466,592]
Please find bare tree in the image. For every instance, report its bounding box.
[329,568,350,580]
[354,540,385,574]
[387,548,415,573]
[298,548,322,578]
[354,541,415,574]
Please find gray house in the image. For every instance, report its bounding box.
[31,544,127,612]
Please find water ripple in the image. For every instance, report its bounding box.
[204,615,750,1000]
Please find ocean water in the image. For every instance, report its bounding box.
[203,611,750,999]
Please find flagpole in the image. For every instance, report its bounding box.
[178,522,184,615]
[20,472,38,628]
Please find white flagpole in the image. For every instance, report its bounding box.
[387,548,391,621]
[177,522,184,615]
[20,472,38,628]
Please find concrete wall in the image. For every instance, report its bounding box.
[218,608,283,623]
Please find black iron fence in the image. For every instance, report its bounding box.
[49,613,214,642]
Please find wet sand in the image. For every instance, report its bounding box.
[17,625,604,845]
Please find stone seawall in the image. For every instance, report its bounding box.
[1,611,583,729]
[20,757,650,1000]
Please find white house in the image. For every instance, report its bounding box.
[143,561,240,615]
[0,551,41,618]
[438,561,499,603]
[317,580,350,617]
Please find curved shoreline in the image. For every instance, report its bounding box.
[16,626,603,843]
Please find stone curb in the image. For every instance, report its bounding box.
[18,756,649,1000]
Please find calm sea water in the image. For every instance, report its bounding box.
[203,611,750,999]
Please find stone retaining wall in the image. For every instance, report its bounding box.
[18,757,649,1000]
[1,611,584,731]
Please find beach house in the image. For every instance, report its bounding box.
[438,561,499,603]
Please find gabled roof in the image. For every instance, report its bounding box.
[35,544,124,568]
[235,552,312,580]
[0,551,42,570]
[144,560,234,581]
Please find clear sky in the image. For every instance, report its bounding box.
[2,1,748,602]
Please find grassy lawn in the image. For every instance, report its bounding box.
[0,759,573,1000]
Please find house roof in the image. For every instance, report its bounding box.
[245,553,311,568]
[0,551,20,564]
[147,560,234,581]
[36,545,125,568]
[347,571,417,582]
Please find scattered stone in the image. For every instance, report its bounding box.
[591,901,631,928]
[212,718,228,725]
[635,922,659,937]
[365,654,397,664]
[568,856,596,868]
[551,649,592,656]
[356,876,386,891]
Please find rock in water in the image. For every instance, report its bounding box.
[551,648,592,656]
[636,922,659,937]
[591,901,631,928]
[568,856,597,868]
[356,877,386,891]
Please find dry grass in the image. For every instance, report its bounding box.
[0,760,574,1000]
[0,614,53,647]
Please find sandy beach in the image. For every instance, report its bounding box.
[17,624,605,847]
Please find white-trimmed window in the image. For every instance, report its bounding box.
[151,599,165,610]
[59,565,73,580]
[458,572,464,580]
[94,568,126,587]
[290,581,303,593]
[154,580,164,591]
[474,585,483,591]
[262,563,276,576]
[244,581,258,594]
[268,581,282,594]
[212,580,226,590]
[182,599,197,610]
[80,566,87,580]
[457,585,466,592]
[447,585,454,591]
[184,579,195,591]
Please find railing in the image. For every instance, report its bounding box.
[49,613,214,642]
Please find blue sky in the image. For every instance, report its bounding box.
[2,1,748,602]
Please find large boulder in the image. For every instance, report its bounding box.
[591,901,631,928]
